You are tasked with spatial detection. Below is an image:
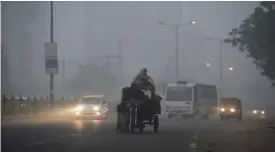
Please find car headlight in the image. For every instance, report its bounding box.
[76,111,80,116]
[253,110,257,114]
[220,108,225,112]
[261,111,265,114]
[230,108,235,112]
[93,106,100,111]
[75,105,84,111]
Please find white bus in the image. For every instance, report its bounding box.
[164,81,217,119]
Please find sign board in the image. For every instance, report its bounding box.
[45,42,58,74]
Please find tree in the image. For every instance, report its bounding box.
[66,63,118,97]
[225,2,275,85]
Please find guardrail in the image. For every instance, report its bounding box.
[1,94,76,118]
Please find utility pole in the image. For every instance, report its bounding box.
[103,38,125,87]
[219,39,223,97]
[117,39,124,85]
[205,37,225,115]
[158,20,196,80]
[61,59,66,90]
[175,25,179,80]
[49,1,58,107]
[104,55,112,71]
[179,2,182,22]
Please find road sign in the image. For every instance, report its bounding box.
[45,42,58,74]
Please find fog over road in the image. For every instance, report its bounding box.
[4,115,274,152]
[2,116,217,152]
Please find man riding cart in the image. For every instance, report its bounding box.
[116,68,162,132]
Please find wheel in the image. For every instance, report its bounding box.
[153,115,159,133]
[220,116,224,121]
[190,115,194,119]
[138,107,144,133]
[102,112,109,120]
[129,107,136,133]
[139,126,144,133]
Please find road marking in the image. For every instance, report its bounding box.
[188,130,199,152]
[25,141,47,147]
[189,143,197,149]
[25,134,73,147]
[59,136,66,139]
[191,134,198,140]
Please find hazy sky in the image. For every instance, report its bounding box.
[2,1,274,106]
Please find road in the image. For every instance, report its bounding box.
[2,115,216,152]
[4,112,273,152]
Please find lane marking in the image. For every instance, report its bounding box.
[25,141,47,147]
[188,130,199,152]
[189,143,197,149]
[25,134,73,147]
[192,134,198,140]
[59,136,66,139]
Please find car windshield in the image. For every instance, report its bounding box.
[81,97,102,104]
[166,87,192,101]
[221,100,240,106]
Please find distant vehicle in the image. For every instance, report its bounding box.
[8,96,28,107]
[164,81,217,119]
[8,96,28,100]
[194,83,218,119]
[75,95,108,120]
[252,108,266,118]
[219,97,242,121]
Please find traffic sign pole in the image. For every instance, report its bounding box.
[48,1,56,107]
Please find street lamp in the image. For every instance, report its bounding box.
[205,37,226,115]
[206,62,211,67]
[158,20,196,80]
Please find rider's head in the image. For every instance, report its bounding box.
[141,68,147,76]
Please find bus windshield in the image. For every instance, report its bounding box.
[165,87,193,101]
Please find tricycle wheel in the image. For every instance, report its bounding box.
[129,107,136,133]
[153,115,159,133]
[139,126,144,133]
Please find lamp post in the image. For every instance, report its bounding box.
[158,20,196,80]
[205,37,226,115]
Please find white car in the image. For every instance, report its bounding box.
[75,95,108,120]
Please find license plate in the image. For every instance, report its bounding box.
[83,111,95,114]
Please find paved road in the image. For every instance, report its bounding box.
[2,116,216,152]
[197,118,275,152]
